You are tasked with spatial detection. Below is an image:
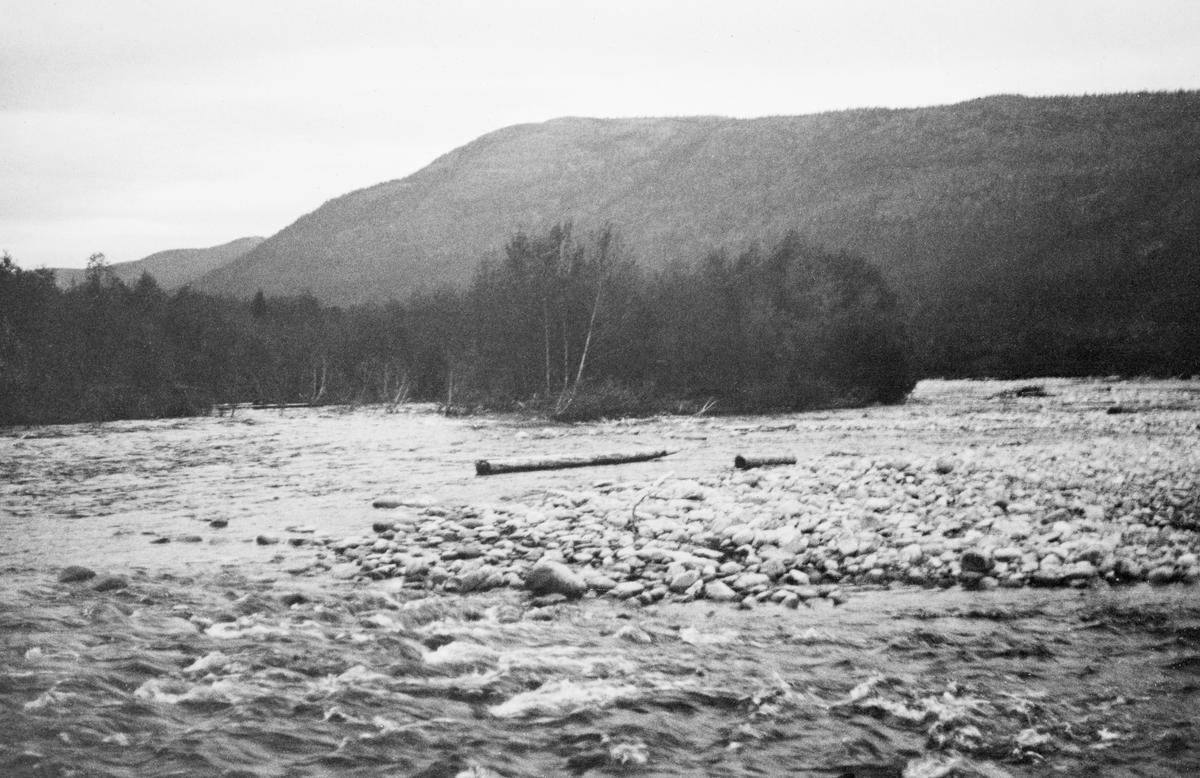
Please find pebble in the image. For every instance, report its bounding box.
[668,569,701,592]
[612,581,646,599]
[1061,561,1097,581]
[1031,569,1064,587]
[615,624,653,643]
[704,580,738,602]
[731,573,770,591]
[585,575,619,592]
[331,562,360,579]
[786,570,811,586]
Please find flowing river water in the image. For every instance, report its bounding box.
[2,379,1200,777]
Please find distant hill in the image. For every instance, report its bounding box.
[55,236,264,291]
[192,92,1200,313]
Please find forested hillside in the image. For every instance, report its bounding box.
[193,91,1200,377]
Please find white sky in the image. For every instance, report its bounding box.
[3,0,1199,269]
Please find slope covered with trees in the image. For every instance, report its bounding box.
[192,91,1200,378]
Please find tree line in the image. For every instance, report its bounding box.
[0,227,915,426]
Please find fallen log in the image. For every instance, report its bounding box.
[475,450,671,476]
[734,455,797,470]
[214,401,313,412]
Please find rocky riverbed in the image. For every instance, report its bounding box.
[3,378,1200,776]
[331,437,1199,605]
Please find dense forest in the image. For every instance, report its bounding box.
[8,205,1199,428]
[0,227,914,426]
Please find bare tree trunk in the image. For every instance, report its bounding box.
[561,318,570,391]
[574,273,603,387]
[542,296,551,397]
[311,356,328,404]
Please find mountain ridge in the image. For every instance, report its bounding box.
[192,92,1200,307]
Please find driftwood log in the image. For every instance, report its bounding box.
[475,450,671,476]
[734,455,797,470]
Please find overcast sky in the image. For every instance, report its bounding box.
[3,0,1199,269]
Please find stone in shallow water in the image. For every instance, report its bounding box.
[444,543,485,561]
[668,569,701,593]
[731,573,770,591]
[1148,565,1177,585]
[331,562,360,579]
[1112,557,1144,582]
[786,569,811,586]
[961,549,994,573]
[92,574,129,592]
[524,560,587,599]
[612,581,646,599]
[585,575,618,592]
[959,571,985,589]
[58,566,96,583]
[703,580,738,602]
[993,546,1023,562]
[1030,569,1065,587]
[1061,561,1097,581]
[456,567,495,593]
[615,624,653,643]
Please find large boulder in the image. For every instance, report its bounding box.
[524,560,587,599]
[960,549,994,574]
[58,566,96,583]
